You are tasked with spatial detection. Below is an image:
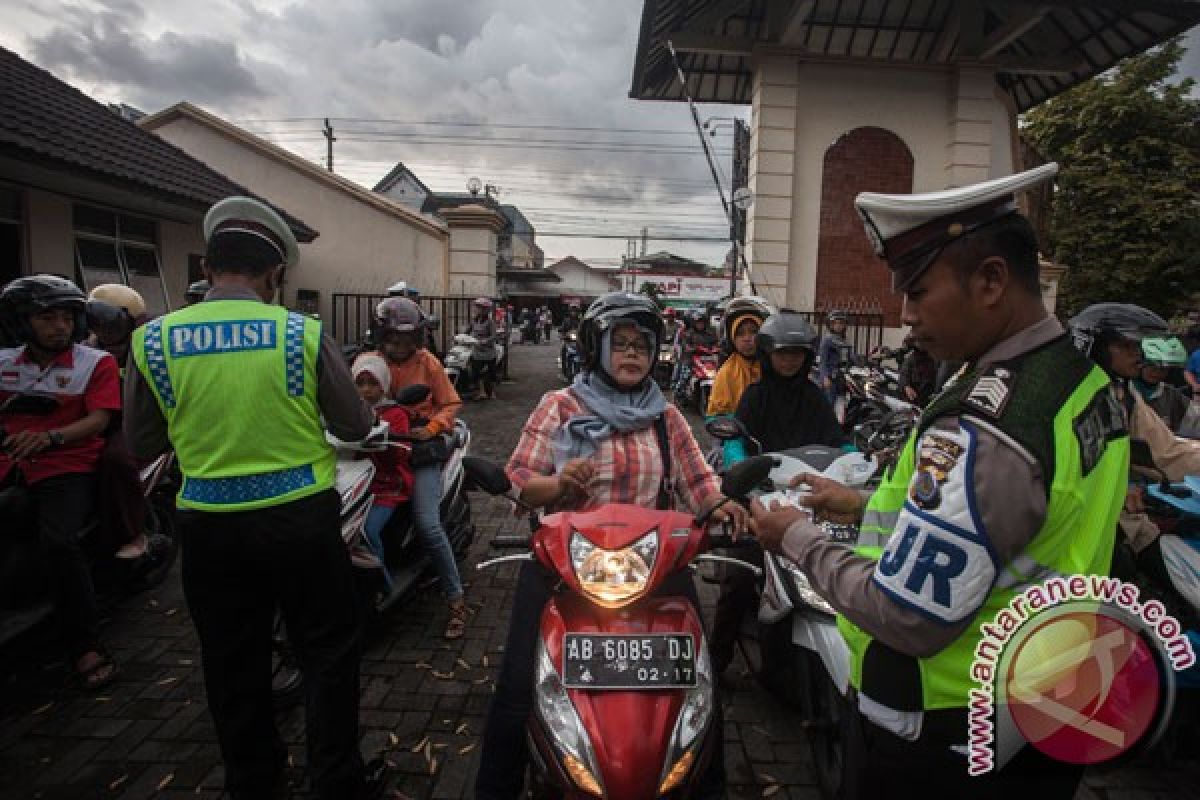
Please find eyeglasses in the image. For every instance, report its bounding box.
[611,336,651,356]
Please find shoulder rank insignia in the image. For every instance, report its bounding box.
[963,365,1014,419]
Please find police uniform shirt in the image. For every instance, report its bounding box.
[780,315,1066,657]
[123,286,371,459]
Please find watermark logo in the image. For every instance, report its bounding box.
[967,575,1194,776]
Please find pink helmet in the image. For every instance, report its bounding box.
[473,297,493,309]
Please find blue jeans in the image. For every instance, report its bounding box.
[412,464,464,601]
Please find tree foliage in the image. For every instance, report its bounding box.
[1023,38,1200,318]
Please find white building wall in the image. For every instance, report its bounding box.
[147,117,448,321]
[24,189,74,276]
[746,59,1016,317]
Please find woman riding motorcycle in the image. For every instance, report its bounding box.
[467,297,499,401]
[1134,335,1190,432]
[474,291,748,799]
[366,297,468,638]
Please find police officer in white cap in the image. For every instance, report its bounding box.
[750,165,1131,796]
[124,197,380,799]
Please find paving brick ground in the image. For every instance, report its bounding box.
[1,340,1198,799]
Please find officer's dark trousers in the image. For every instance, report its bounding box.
[475,560,727,799]
[846,706,1084,800]
[179,489,364,800]
[24,472,101,660]
[709,544,763,674]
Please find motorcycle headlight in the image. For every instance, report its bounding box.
[658,635,713,794]
[535,638,604,796]
[569,530,658,608]
[780,559,836,616]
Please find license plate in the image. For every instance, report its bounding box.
[562,634,697,689]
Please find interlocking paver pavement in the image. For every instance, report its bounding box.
[1,339,1197,798]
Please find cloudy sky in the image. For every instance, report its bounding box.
[3,1,1199,272]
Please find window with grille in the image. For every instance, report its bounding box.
[73,205,169,316]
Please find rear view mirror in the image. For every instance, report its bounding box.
[394,384,431,406]
[463,456,512,496]
[705,416,747,442]
[720,455,780,500]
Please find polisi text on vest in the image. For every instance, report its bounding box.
[169,320,277,358]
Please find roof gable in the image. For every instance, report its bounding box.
[0,47,315,240]
[140,102,446,238]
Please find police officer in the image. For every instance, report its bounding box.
[124,197,378,799]
[750,164,1129,798]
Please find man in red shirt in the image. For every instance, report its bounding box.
[0,275,122,689]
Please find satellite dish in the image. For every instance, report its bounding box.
[467,177,483,196]
[732,187,755,211]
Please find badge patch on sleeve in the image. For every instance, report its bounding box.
[963,365,1014,418]
[877,424,997,623]
[910,434,965,511]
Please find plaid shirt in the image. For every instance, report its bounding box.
[506,388,721,514]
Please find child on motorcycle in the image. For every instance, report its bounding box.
[475,291,747,800]
[352,355,414,560]
[367,297,468,639]
[705,296,772,464]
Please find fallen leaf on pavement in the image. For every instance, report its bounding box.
[411,736,429,753]
[389,732,399,747]
[32,702,53,715]
[108,774,129,791]
[456,658,470,670]
[431,670,455,680]
[763,786,781,798]
[455,723,469,735]
[157,772,174,791]
[429,757,438,775]
[459,744,476,755]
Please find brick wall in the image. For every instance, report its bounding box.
[815,127,913,327]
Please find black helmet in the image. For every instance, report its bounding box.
[1068,303,1169,366]
[185,279,210,305]
[579,292,664,380]
[0,275,88,344]
[756,311,819,376]
[722,296,773,343]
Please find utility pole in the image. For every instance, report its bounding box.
[323,118,336,172]
[640,227,648,258]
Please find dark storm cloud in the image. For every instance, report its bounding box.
[29,0,265,108]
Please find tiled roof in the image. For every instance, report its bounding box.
[0,46,316,240]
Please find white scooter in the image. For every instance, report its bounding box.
[272,385,475,701]
[706,419,877,800]
[444,333,505,396]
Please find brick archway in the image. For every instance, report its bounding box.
[815,127,913,327]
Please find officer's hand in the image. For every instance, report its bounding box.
[1125,486,1145,514]
[4,430,52,461]
[409,426,435,441]
[748,497,808,555]
[904,386,919,402]
[557,458,595,500]
[789,474,864,524]
[707,497,749,539]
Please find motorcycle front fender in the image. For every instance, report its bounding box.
[791,612,851,695]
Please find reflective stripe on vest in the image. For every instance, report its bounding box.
[133,301,335,512]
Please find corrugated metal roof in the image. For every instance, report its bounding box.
[630,0,1200,111]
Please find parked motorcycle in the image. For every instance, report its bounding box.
[558,331,582,384]
[465,455,768,799]
[272,385,475,700]
[0,392,178,648]
[676,345,719,414]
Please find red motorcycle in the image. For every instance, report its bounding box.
[466,456,768,799]
[678,345,719,414]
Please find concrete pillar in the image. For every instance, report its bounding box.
[746,56,799,306]
[945,66,997,187]
[441,204,505,297]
